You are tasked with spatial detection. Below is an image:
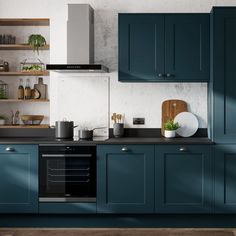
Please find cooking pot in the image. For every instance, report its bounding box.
[55,121,78,139]
[79,127,106,140]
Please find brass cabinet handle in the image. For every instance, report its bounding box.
[5,147,15,152]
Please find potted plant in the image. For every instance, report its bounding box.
[0,115,6,125]
[164,119,180,138]
[28,34,46,54]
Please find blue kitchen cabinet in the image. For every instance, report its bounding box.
[155,145,213,213]
[97,145,155,213]
[119,14,165,82]
[210,7,236,143]
[214,145,236,213]
[165,14,209,81]
[119,13,209,82]
[0,145,38,213]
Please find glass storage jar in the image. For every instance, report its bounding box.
[0,80,8,99]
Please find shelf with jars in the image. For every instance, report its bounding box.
[0,18,50,129]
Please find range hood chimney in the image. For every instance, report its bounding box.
[47,4,109,73]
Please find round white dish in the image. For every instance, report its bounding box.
[174,112,199,137]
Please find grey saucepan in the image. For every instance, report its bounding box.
[79,127,106,140]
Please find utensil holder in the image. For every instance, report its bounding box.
[113,123,124,138]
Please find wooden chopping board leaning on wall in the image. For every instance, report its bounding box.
[161,99,188,136]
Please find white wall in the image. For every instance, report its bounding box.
[1,0,236,133]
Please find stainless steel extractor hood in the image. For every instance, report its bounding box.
[46,4,109,73]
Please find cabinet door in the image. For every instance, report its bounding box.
[119,14,165,82]
[0,145,38,213]
[97,145,154,213]
[214,145,236,213]
[165,14,210,82]
[212,8,236,143]
[155,145,212,213]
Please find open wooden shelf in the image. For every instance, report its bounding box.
[0,124,50,129]
[0,18,49,26]
[0,71,49,76]
[0,99,49,103]
[0,44,49,50]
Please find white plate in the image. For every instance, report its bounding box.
[174,112,199,137]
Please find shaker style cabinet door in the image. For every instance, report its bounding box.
[0,145,38,213]
[119,14,165,82]
[165,14,210,82]
[214,145,236,213]
[155,145,213,213]
[97,145,155,213]
[211,7,236,143]
[118,13,209,82]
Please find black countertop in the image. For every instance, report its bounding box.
[0,137,214,145]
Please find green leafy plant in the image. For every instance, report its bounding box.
[28,34,46,54]
[22,65,43,71]
[164,119,180,131]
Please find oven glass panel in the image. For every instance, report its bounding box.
[46,157,91,197]
[39,146,96,200]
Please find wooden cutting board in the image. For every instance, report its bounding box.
[161,99,188,136]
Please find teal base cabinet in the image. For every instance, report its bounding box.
[0,145,38,213]
[155,145,213,213]
[97,145,154,213]
[214,145,236,213]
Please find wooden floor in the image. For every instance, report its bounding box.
[0,228,235,236]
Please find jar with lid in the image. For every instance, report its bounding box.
[0,80,8,99]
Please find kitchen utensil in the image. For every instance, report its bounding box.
[174,112,199,137]
[113,123,124,138]
[55,120,78,139]
[21,115,44,125]
[161,99,187,136]
[34,77,47,99]
[79,127,107,140]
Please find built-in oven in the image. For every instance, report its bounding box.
[39,145,96,202]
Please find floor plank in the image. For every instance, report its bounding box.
[0,228,235,236]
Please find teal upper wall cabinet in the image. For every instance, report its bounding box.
[119,13,210,82]
[0,145,38,213]
[97,145,155,213]
[210,7,236,143]
[155,145,212,213]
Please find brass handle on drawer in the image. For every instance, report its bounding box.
[5,147,15,152]
[179,147,188,152]
[121,147,129,152]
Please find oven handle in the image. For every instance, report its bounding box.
[41,154,92,158]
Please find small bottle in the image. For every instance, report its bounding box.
[17,78,24,100]
[25,78,31,99]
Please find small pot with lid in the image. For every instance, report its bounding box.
[79,127,107,140]
[55,120,78,139]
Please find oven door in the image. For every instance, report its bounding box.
[39,153,96,202]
